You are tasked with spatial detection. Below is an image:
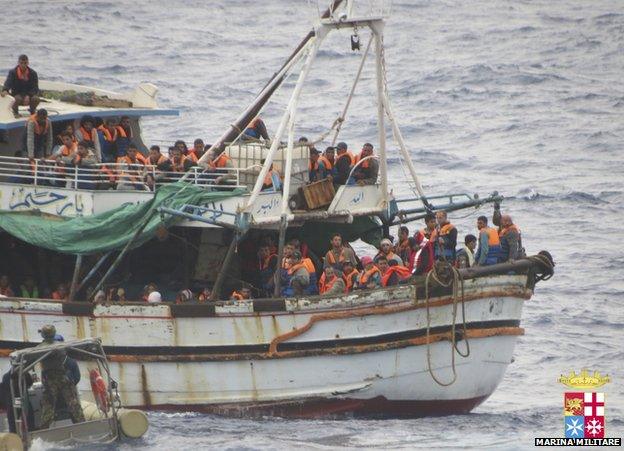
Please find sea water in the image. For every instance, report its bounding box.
[1,0,623,449]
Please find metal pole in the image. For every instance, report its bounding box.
[68,254,83,302]
[331,35,373,146]
[89,211,157,301]
[273,215,288,297]
[210,232,239,301]
[372,23,389,208]
[246,28,328,210]
[74,251,113,295]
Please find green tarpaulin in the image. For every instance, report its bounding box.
[0,183,246,255]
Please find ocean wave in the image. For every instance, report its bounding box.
[512,189,609,204]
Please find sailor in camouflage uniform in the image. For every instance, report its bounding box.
[37,324,85,429]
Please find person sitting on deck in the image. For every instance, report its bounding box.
[1,54,39,117]
[323,147,336,175]
[261,161,282,192]
[242,117,270,141]
[0,275,14,297]
[51,283,69,301]
[341,261,360,293]
[117,142,147,166]
[350,143,379,186]
[115,116,132,156]
[374,238,404,266]
[378,256,413,287]
[75,115,102,162]
[430,210,457,262]
[474,215,502,266]
[319,266,346,295]
[116,143,148,190]
[323,233,357,271]
[68,142,98,189]
[188,139,205,163]
[356,256,381,290]
[230,287,252,301]
[169,146,193,174]
[176,289,194,304]
[281,251,315,297]
[24,109,53,159]
[457,234,477,269]
[497,214,525,263]
[197,287,211,303]
[55,131,78,158]
[19,276,39,299]
[174,140,189,157]
[97,118,120,163]
[396,226,411,265]
[148,145,172,171]
[333,142,355,185]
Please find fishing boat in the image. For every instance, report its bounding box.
[0,0,554,418]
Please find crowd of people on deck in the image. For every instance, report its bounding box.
[0,207,524,304]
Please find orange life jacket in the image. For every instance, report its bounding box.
[149,154,169,166]
[318,155,333,170]
[381,266,412,287]
[16,66,30,81]
[319,273,340,294]
[187,150,199,163]
[171,155,189,172]
[483,226,501,245]
[336,151,355,166]
[115,125,128,138]
[59,142,77,157]
[117,154,147,166]
[97,125,117,142]
[499,224,520,238]
[355,151,370,168]
[326,248,346,265]
[309,159,319,171]
[302,257,316,274]
[79,126,95,143]
[359,266,380,285]
[213,152,230,168]
[430,223,455,242]
[342,269,360,292]
[29,114,50,135]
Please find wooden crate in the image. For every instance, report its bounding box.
[301,178,335,210]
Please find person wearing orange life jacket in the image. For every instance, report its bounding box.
[341,261,360,293]
[188,138,205,163]
[430,210,457,262]
[350,142,379,186]
[69,141,98,189]
[261,160,282,192]
[281,251,315,296]
[374,238,404,267]
[333,142,355,185]
[497,214,525,263]
[396,226,412,265]
[242,117,270,141]
[319,266,346,295]
[51,283,69,301]
[50,132,78,185]
[356,256,381,289]
[24,109,53,159]
[414,213,437,248]
[116,143,148,190]
[378,256,413,287]
[75,115,102,162]
[323,233,358,271]
[97,118,119,163]
[308,148,322,182]
[115,115,132,157]
[474,215,502,266]
[148,145,172,171]
[1,54,40,116]
[457,234,477,269]
[168,146,192,174]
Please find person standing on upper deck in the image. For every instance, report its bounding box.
[24,108,53,158]
[323,233,357,271]
[497,214,525,263]
[430,210,457,262]
[333,142,355,185]
[1,55,40,117]
[350,143,379,185]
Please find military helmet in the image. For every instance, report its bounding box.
[39,324,57,340]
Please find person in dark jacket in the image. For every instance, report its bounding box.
[1,55,40,117]
[333,142,353,185]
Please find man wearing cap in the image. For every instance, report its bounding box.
[1,54,40,117]
[25,108,53,159]
[333,142,354,185]
[374,238,404,266]
[36,324,85,429]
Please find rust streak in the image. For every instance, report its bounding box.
[140,364,152,407]
[267,288,530,355]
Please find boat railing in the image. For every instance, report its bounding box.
[0,155,248,192]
